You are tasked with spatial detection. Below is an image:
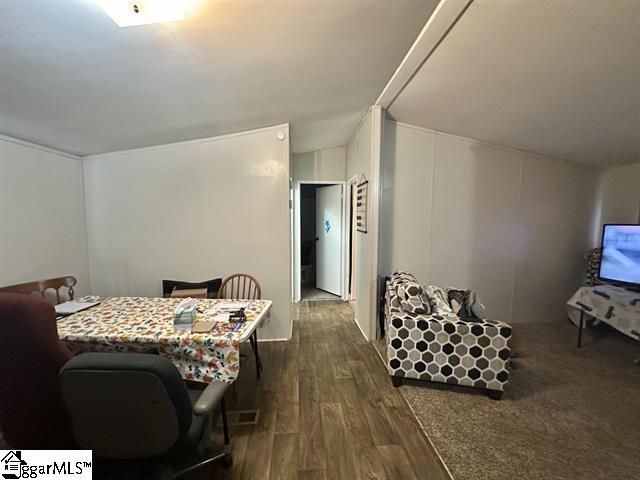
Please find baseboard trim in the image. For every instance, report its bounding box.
[354,316,370,341]
[256,337,289,343]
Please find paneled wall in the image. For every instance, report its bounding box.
[83,125,291,340]
[347,107,383,339]
[291,146,347,182]
[429,133,522,322]
[598,162,640,227]
[0,136,89,294]
[381,121,601,324]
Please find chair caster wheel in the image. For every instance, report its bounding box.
[221,454,233,468]
[391,376,402,387]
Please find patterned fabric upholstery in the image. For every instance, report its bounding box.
[447,288,486,320]
[390,270,417,288]
[385,276,512,394]
[583,248,602,287]
[424,285,454,315]
[397,282,431,315]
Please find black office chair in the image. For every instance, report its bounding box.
[162,278,222,299]
[59,353,231,479]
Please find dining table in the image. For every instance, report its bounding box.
[56,295,272,384]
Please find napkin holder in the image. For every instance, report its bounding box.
[173,298,197,330]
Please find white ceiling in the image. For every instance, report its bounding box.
[0,0,438,156]
[389,0,640,166]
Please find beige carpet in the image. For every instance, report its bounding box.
[374,320,640,480]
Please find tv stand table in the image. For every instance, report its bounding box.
[567,285,640,348]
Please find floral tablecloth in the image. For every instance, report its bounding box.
[57,296,272,384]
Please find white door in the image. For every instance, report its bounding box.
[316,184,342,295]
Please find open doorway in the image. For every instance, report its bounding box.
[293,181,346,302]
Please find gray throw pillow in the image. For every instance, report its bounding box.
[469,290,487,319]
[424,285,455,315]
[447,288,487,320]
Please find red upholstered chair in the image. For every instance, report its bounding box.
[0,293,74,448]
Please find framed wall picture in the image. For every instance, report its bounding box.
[356,177,368,233]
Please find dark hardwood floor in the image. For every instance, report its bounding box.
[194,301,451,480]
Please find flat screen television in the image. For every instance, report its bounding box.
[598,224,640,286]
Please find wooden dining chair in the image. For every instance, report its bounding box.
[217,274,263,379]
[217,273,261,301]
[0,276,77,305]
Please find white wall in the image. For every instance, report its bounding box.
[346,107,383,339]
[0,136,89,294]
[598,163,640,226]
[381,121,602,324]
[83,125,291,340]
[291,146,347,182]
[381,121,434,284]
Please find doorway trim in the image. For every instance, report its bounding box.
[346,174,359,302]
[292,180,348,303]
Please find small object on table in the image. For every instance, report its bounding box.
[55,300,100,317]
[229,308,246,323]
[205,301,250,323]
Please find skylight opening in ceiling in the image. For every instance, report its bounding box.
[96,0,189,27]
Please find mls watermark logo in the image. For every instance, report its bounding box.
[1,450,92,479]
[1,451,25,479]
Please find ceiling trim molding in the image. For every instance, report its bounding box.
[83,123,290,160]
[348,105,376,147]
[0,133,80,160]
[375,0,473,109]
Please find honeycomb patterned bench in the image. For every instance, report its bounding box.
[385,281,512,400]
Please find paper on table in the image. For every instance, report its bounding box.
[192,321,216,334]
[205,301,251,322]
[216,301,250,310]
[209,313,230,323]
[55,301,100,316]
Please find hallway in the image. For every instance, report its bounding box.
[203,300,451,479]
